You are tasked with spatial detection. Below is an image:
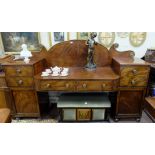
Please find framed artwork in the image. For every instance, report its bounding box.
[54,32,64,41]
[0,32,41,54]
[77,32,90,40]
[49,32,68,46]
[129,32,147,47]
[98,32,115,48]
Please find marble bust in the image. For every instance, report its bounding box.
[20,44,32,58]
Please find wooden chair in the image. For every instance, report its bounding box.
[0,108,11,123]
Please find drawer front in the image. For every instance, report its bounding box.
[77,81,113,91]
[63,109,76,121]
[40,80,75,91]
[6,77,34,87]
[92,109,105,120]
[120,66,149,87]
[77,109,91,121]
[4,66,33,76]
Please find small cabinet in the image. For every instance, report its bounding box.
[115,90,144,121]
[12,90,40,117]
[2,58,45,118]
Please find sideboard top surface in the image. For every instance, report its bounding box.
[113,57,150,66]
[35,67,120,80]
[1,56,43,66]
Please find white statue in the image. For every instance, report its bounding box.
[20,44,32,58]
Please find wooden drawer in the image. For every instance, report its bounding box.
[77,109,91,121]
[40,80,75,91]
[6,77,34,87]
[4,66,33,76]
[120,66,150,87]
[77,81,113,91]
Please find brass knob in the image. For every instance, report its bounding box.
[132,69,137,74]
[102,83,106,88]
[66,83,69,88]
[16,69,21,73]
[18,80,23,85]
[82,83,87,88]
[46,83,51,88]
[131,80,136,85]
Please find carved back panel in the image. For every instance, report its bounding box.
[34,40,111,67]
[32,41,135,67]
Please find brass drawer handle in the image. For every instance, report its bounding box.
[132,69,137,74]
[18,80,23,85]
[46,83,51,88]
[65,83,69,88]
[131,80,136,85]
[102,83,106,88]
[16,69,21,73]
[82,83,87,88]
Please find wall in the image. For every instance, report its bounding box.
[1,32,155,58]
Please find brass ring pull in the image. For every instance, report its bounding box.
[82,83,87,88]
[131,80,136,85]
[18,80,23,85]
[46,83,51,88]
[66,83,69,88]
[16,69,21,73]
[102,83,106,88]
[132,69,137,74]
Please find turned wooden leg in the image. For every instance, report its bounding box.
[58,109,63,122]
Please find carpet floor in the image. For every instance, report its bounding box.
[11,111,153,123]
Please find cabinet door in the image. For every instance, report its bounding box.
[12,90,40,117]
[0,90,7,108]
[116,90,144,117]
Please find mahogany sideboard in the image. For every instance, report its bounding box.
[0,41,150,121]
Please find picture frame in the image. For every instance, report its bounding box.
[0,32,42,54]
[77,32,90,40]
[49,32,68,46]
[129,32,147,47]
[98,32,115,48]
[54,32,65,42]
